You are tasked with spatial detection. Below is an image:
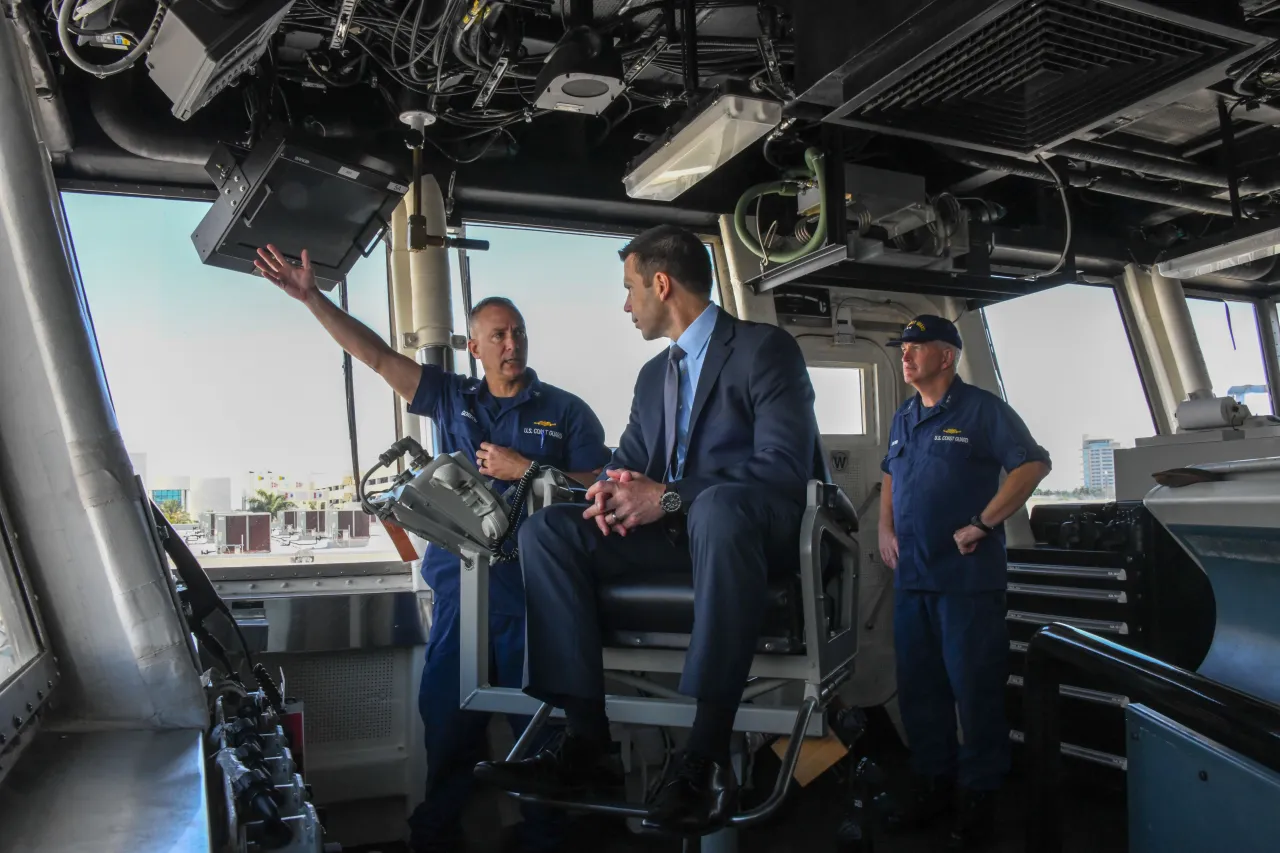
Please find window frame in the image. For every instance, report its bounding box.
[1182,288,1279,416]
[805,361,872,438]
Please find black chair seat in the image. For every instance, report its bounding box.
[599,572,805,655]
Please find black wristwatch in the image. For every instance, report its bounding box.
[660,484,683,515]
[970,515,994,534]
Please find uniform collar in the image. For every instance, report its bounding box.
[464,368,543,405]
[935,375,966,409]
[909,375,966,420]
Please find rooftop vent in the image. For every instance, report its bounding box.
[825,0,1268,157]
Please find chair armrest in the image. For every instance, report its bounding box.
[807,480,858,533]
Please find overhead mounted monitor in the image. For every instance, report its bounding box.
[191,128,409,289]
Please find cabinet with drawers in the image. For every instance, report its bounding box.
[1003,500,1215,771]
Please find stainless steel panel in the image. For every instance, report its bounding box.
[1145,459,1280,703]
[0,20,205,728]
[1127,703,1280,853]
[1007,582,1128,604]
[1007,563,1127,582]
[0,729,211,852]
[218,592,429,653]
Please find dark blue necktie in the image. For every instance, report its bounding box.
[663,344,686,482]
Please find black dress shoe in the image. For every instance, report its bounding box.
[879,773,955,833]
[641,753,738,836]
[947,788,997,849]
[473,733,623,799]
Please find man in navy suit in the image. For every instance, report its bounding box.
[474,225,821,835]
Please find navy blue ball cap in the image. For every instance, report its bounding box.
[886,314,963,350]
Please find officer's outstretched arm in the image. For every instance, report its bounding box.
[255,244,421,401]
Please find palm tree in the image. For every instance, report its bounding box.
[246,489,294,514]
[159,499,192,525]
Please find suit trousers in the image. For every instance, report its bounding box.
[518,483,802,707]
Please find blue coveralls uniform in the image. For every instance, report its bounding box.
[882,360,1050,792]
[404,365,611,852]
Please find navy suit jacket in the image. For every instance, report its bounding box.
[608,309,823,508]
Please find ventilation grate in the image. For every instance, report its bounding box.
[836,0,1260,156]
[277,650,396,745]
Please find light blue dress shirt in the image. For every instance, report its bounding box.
[669,303,719,480]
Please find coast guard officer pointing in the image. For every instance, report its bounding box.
[253,245,611,853]
[877,315,1049,850]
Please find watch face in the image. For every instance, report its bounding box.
[661,491,681,513]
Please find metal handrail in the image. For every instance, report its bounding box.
[1024,622,1280,853]
[499,697,819,826]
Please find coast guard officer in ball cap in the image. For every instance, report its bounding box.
[877,314,1050,849]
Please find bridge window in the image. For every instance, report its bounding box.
[1187,297,1273,416]
[982,284,1155,500]
[807,366,867,435]
[63,193,398,565]
[450,224,720,446]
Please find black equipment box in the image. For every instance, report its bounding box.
[192,128,409,289]
[146,0,295,121]
[773,285,831,328]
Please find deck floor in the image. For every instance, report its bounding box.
[350,710,1129,853]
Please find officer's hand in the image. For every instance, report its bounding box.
[476,443,531,482]
[878,525,899,569]
[954,524,987,555]
[255,244,319,302]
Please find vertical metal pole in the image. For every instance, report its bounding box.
[1256,297,1280,415]
[0,20,205,728]
[681,0,698,96]
[457,224,478,379]
[1218,98,1243,223]
[385,236,405,471]
[339,279,361,487]
[458,549,491,708]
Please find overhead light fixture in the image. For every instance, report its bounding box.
[623,91,783,202]
[1156,219,1280,279]
[533,26,625,116]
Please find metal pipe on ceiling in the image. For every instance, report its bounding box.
[88,76,214,166]
[943,148,1255,218]
[1054,139,1280,200]
[1052,140,1229,189]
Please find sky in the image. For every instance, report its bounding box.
[63,193,1275,496]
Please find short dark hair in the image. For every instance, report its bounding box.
[618,225,713,297]
[468,296,524,335]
